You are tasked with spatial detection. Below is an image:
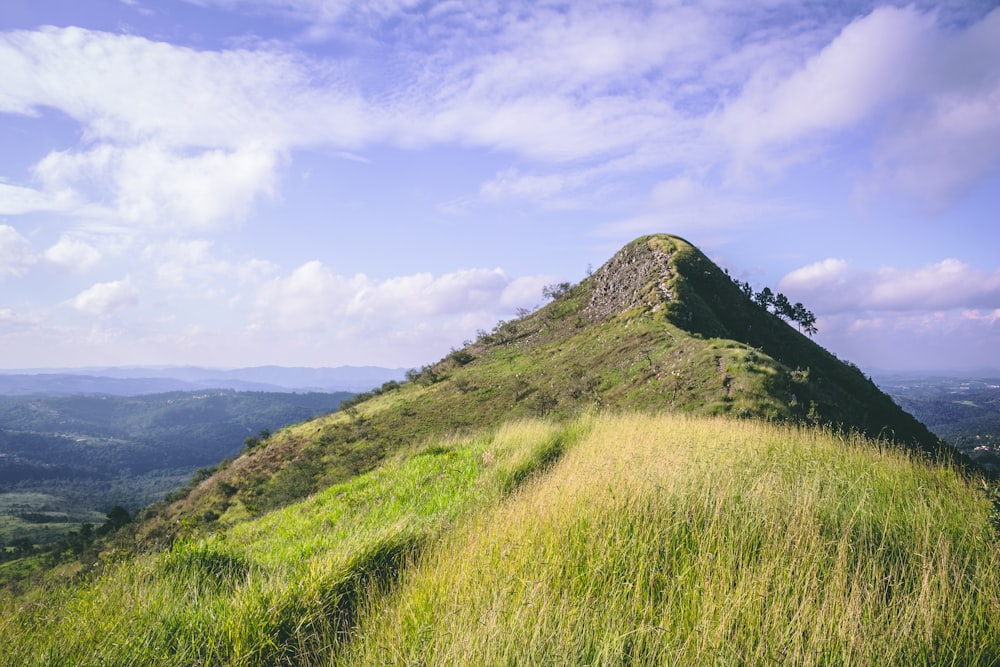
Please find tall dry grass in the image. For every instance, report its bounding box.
[340,414,1000,666]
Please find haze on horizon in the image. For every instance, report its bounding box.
[1,0,998,373]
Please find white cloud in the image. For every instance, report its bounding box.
[718,6,936,152]
[0,26,370,231]
[597,175,796,238]
[254,260,552,350]
[0,26,370,149]
[70,278,139,316]
[0,182,82,215]
[0,225,36,277]
[143,239,276,295]
[45,237,102,272]
[34,142,282,231]
[0,307,39,329]
[813,308,1000,371]
[717,6,1000,206]
[779,258,1000,313]
[245,259,560,366]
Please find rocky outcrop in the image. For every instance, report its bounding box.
[584,237,674,320]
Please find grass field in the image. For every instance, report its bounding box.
[2,413,998,666]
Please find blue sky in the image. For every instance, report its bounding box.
[0,0,998,372]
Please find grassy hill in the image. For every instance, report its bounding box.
[2,414,998,665]
[1,234,996,665]
[137,235,957,547]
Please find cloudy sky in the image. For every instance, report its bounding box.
[1,0,998,372]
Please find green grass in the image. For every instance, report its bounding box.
[0,419,583,666]
[340,414,1000,666]
[2,413,998,666]
[137,235,948,543]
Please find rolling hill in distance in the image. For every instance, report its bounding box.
[0,366,406,395]
[2,234,998,666]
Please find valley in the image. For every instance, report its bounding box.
[0,390,353,549]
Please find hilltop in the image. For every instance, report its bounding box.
[139,234,955,543]
[2,234,996,666]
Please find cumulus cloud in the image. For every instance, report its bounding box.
[810,308,1000,371]
[0,224,36,277]
[255,261,551,339]
[0,26,369,231]
[779,257,1000,313]
[144,240,276,293]
[34,142,282,231]
[70,278,139,316]
[45,236,102,272]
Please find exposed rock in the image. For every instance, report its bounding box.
[585,237,673,320]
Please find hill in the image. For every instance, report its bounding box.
[140,234,957,543]
[2,413,998,665]
[2,233,995,665]
[0,365,406,395]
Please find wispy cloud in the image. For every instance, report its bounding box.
[716,5,1000,207]
[0,224,36,277]
[779,257,1000,313]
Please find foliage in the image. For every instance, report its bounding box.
[728,274,817,335]
[542,281,573,301]
[0,390,352,549]
[875,374,1000,474]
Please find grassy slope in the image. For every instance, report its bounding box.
[2,414,997,666]
[344,415,999,666]
[140,235,954,547]
[4,233,989,664]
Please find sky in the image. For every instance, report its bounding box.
[0,0,998,373]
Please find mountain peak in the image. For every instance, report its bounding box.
[583,234,682,320]
[139,233,969,541]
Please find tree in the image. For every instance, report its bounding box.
[105,505,132,531]
[773,292,793,320]
[753,287,774,310]
[542,282,572,301]
[801,309,818,336]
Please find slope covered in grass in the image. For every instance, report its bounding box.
[3,414,998,666]
[142,235,956,544]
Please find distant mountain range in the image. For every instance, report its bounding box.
[0,365,407,396]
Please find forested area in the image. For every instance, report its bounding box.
[0,390,352,547]
[877,375,1000,474]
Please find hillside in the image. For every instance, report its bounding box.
[140,234,956,545]
[2,414,998,665]
[2,233,995,665]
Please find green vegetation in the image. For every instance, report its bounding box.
[0,419,583,665]
[875,374,1000,474]
[2,233,994,664]
[142,235,954,549]
[2,414,997,665]
[0,390,352,586]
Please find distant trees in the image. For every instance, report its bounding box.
[542,282,573,301]
[730,276,818,336]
